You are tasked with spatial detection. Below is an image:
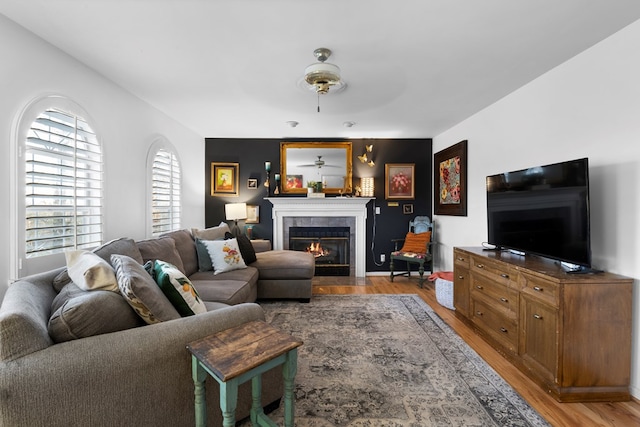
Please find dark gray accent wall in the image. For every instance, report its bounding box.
[204,138,432,272]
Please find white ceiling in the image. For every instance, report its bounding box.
[2,1,640,139]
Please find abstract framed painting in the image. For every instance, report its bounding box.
[434,140,467,216]
[211,162,239,197]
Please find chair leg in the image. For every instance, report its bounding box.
[389,258,394,282]
[405,262,411,277]
[418,263,425,288]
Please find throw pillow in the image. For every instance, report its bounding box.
[48,282,144,343]
[191,221,231,241]
[152,260,207,317]
[52,237,143,291]
[65,250,119,292]
[195,238,214,272]
[111,254,181,324]
[202,238,247,275]
[399,231,432,254]
[224,232,257,264]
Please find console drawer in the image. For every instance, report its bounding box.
[471,297,518,352]
[471,274,519,316]
[521,273,559,307]
[470,256,515,287]
[454,249,470,269]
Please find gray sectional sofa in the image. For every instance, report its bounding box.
[0,224,314,426]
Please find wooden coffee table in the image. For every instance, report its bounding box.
[186,320,303,427]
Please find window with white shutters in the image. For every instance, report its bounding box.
[151,148,181,236]
[24,108,103,258]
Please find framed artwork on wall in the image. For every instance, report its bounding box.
[385,163,415,200]
[246,205,259,223]
[247,178,258,189]
[211,162,239,197]
[434,140,467,216]
[403,204,414,214]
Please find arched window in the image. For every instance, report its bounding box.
[12,96,104,278]
[24,107,103,257]
[148,141,181,237]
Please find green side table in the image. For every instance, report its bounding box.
[187,320,303,427]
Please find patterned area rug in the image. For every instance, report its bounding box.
[257,294,550,427]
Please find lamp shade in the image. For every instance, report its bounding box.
[225,203,247,221]
[361,177,374,197]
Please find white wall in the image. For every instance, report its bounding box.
[0,15,205,299]
[433,19,640,398]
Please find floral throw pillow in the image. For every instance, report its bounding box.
[202,238,247,275]
[152,260,206,317]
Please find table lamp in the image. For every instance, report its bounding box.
[225,202,247,237]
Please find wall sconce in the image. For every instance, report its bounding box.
[225,202,247,237]
[357,144,374,167]
[360,177,375,197]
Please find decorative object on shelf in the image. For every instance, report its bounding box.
[299,47,346,112]
[434,140,467,216]
[224,202,247,237]
[211,162,239,197]
[246,205,259,224]
[247,178,258,189]
[264,161,271,197]
[274,173,281,195]
[360,177,374,197]
[385,164,415,200]
[357,144,375,167]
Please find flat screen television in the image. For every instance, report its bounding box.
[486,158,591,272]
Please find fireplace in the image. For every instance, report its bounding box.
[266,197,373,277]
[289,227,350,276]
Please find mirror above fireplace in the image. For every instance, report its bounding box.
[280,142,352,195]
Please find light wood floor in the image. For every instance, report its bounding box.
[312,275,640,427]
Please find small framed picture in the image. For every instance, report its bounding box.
[246,205,260,224]
[211,162,239,197]
[403,204,414,215]
[247,178,258,189]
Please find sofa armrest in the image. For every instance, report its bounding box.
[0,303,280,427]
[251,239,272,253]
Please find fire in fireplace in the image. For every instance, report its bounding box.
[289,226,350,276]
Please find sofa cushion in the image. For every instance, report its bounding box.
[152,260,207,317]
[137,236,186,274]
[52,238,143,291]
[111,254,181,324]
[201,238,247,275]
[191,279,256,305]
[191,221,231,241]
[161,229,198,276]
[252,250,315,280]
[48,282,144,343]
[225,232,257,264]
[64,250,119,292]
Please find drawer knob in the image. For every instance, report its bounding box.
[457,257,465,261]
[477,264,484,268]
[458,275,464,279]
[533,286,543,292]
[500,297,508,303]
[533,314,543,320]
[500,274,509,279]
[500,327,508,333]
[476,311,483,316]
[476,285,483,290]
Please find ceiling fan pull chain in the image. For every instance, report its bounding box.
[317,93,320,113]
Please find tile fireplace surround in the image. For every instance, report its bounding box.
[266,198,374,277]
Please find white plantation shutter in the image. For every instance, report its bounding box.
[151,148,181,236]
[25,108,103,258]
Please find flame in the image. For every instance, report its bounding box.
[306,242,330,258]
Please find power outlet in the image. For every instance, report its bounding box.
[375,206,381,214]
[380,254,386,262]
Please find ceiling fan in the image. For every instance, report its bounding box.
[298,156,339,168]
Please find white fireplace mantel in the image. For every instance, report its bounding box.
[266,197,373,277]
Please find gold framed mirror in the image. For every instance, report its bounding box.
[280,142,352,195]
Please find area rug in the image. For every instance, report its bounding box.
[256,294,550,427]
